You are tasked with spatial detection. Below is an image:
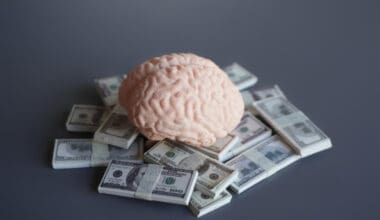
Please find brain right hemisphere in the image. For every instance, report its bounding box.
[119,53,244,147]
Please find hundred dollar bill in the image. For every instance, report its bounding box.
[252,84,286,101]
[52,138,144,169]
[65,104,109,132]
[253,96,332,157]
[94,105,139,149]
[222,111,272,162]
[144,140,238,198]
[224,62,258,90]
[194,134,240,161]
[98,160,198,205]
[240,85,286,109]
[189,190,232,218]
[226,135,300,194]
[94,75,125,106]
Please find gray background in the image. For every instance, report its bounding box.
[1,1,379,219]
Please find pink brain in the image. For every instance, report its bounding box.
[119,53,244,147]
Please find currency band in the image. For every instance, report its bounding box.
[134,164,163,200]
[91,142,110,166]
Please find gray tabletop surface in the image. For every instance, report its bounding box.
[1,1,379,219]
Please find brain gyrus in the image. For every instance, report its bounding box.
[119,53,244,147]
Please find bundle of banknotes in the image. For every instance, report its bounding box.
[52,63,332,217]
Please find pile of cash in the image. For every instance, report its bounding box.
[52,63,332,217]
[98,160,198,205]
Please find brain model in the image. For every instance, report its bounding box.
[119,53,244,147]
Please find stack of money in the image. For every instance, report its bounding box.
[52,70,333,218]
[94,75,125,106]
[226,135,300,193]
[192,109,273,163]
[240,90,255,109]
[189,190,232,217]
[251,84,286,101]
[221,111,272,162]
[98,160,198,205]
[94,105,139,149]
[52,138,144,169]
[144,140,238,198]
[194,134,240,161]
[240,85,286,108]
[224,63,258,90]
[66,104,109,132]
[253,96,332,157]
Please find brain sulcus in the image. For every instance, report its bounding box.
[119,53,244,147]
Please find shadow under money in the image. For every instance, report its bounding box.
[44,139,56,168]
[91,167,107,191]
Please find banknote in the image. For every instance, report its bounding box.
[226,135,300,194]
[223,111,272,162]
[94,75,125,106]
[144,140,238,198]
[240,90,255,109]
[189,190,232,217]
[65,104,109,132]
[94,105,139,149]
[253,96,332,157]
[194,134,240,161]
[239,85,286,115]
[52,138,144,169]
[252,84,286,101]
[98,160,198,205]
[224,62,258,90]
